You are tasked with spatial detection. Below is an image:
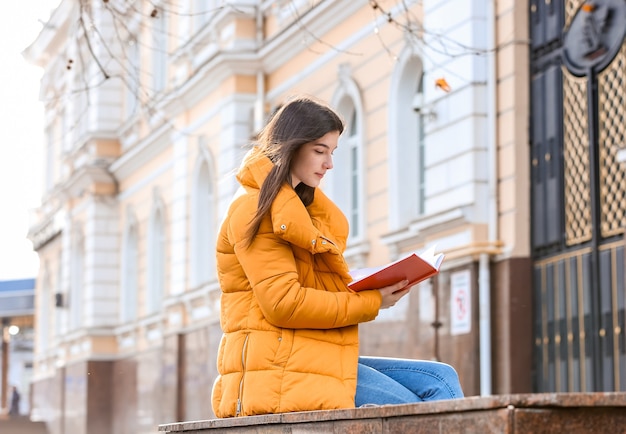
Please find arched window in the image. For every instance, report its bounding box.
[330,67,365,243]
[70,225,85,329]
[191,141,216,287]
[147,192,166,314]
[121,208,139,322]
[389,49,425,229]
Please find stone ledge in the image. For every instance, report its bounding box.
[158,392,626,433]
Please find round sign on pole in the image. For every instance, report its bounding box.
[562,0,626,76]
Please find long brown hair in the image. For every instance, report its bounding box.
[243,96,344,246]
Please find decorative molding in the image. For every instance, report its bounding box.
[29,208,66,251]
[159,52,262,120]
[170,3,256,64]
[109,122,173,180]
[260,0,363,73]
[381,208,469,252]
[61,163,116,199]
[22,0,74,68]
[264,0,418,100]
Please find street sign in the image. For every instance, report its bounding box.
[450,270,471,335]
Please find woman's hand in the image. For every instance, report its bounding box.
[377,279,410,309]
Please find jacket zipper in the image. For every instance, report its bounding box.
[236,334,249,417]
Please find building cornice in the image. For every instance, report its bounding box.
[28,207,65,251]
[60,163,117,199]
[259,0,365,73]
[381,208,470,257]
[160,0,365,118]
[22,0,74,68]
[109,122,174,180]
[159,51,262,119]
[170,2,257,64]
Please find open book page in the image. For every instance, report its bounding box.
[348,246,445,292]
[416,245,445,269]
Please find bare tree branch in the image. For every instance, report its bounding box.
[79,0,110,80]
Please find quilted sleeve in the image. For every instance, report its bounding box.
[230,221,381,329]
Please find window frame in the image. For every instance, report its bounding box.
[147,192,166,314]
[120,208,139,322]
[190,141,217,287]
[388,48,426,230]
[69,225,85,329]
[329,75,366,245]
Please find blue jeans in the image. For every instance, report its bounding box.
[355,356,464,406]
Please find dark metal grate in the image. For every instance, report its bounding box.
[563,70,592,246]
[598,45,626,238]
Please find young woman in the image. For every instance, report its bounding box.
[211,96,463,418]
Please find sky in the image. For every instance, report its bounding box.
[0,1,61,280]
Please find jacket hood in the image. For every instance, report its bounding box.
[235,147,350,255]
[236,147,273,190]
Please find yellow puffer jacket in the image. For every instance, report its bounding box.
[211,150,382,417]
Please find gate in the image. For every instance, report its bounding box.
[530,0,625,392]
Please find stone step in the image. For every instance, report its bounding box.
[158,392,626,434]
[0,415,49,434]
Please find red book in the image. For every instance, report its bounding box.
[348,246,444,292]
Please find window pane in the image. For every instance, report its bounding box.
[350,145,359,237]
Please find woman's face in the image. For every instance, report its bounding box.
[290,130,339,188]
